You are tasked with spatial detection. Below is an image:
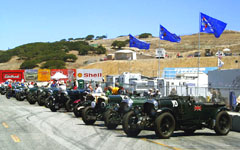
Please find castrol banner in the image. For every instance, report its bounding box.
[77,69,102,81]
[38,69,50,81]
[0,70,24,82]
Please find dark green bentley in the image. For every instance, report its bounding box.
[122,95,232,139]
[104,95,146,129]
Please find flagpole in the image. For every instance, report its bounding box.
[158,38,161,78]
[197,13,200,97]
[158,25,161,79]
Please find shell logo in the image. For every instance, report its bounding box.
[78,73,83,78]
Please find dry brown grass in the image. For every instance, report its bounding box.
[1,30,240,76]
[80,56,240,77]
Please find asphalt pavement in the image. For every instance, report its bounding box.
[1,95,240,150]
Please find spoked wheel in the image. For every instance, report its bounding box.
[37,95,45,106]
[155,112,175,139]
[66,99,74,112]
[73,103,83,117]
[122,111,141,137]
[49,98,57,112]
[104,110,118,130]
[214,111,231,135]
[82,106,96,125]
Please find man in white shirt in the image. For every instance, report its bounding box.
[95,84,103,93]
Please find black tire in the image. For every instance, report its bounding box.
[18,93,25,101]
[122,111,141,137]
[49,98,57,112]
[184,129,196,135]
[15,93,20,101]
[155,112,175,139]
[6,91,11,99]
[27,94,36,104]
[104,110,118,130]
[37,95,44,106]
[66,99,74,112]
[73,103,83,117]
[214,111,231,135]
[45,98,50,108]
[82,106,96,125]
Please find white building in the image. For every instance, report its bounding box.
[114,50,137,60]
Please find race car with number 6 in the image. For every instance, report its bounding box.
[122,95,232,139]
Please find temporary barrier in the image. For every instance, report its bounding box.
[0,70,25,82]
[50,69,76,81]
[38,69,51,81]
[77,69,102,81]
[24,69,38,81]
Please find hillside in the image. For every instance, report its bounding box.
[80,56,240,77]
[0,30,240,77]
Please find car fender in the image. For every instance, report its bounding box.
[156,107,176,119]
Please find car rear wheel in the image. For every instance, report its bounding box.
[49,98,57,112]
[214,111,231,135]
[82,106,96,125]
[155,112,175,139]
[66,99,74,112]
[37,95,45,106]
[104,110,118,130]
[122,111,141,137]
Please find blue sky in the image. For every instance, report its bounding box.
[0,0,240,50]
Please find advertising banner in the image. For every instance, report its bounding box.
[77,69,102,81]
[50,69,76,81]
[24,69,38,81]
[38,69,50,81]
[0,70,24,82]
[163,67,218,78]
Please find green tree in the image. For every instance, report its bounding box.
[85,35,94,40]
[111,40,128,49]
[20,60,38,69]
[139,33,152,38]
[41,60,66,69]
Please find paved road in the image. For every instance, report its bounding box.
[1,95,240,150]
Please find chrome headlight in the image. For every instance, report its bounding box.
[91,101,96,108]
[101,102,106,108]
[122,98,133,108]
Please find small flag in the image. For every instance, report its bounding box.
[159,25,181,43]
[200,12,227,38]
[129,34,150,50]
[194,105,202,111]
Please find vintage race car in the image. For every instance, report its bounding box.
[122,95,232,138]
[104,95,146,129]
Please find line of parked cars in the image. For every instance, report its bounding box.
[0,81,233,139]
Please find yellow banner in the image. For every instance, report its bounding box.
[38,69,50,81]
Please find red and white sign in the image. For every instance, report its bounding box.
[77,69,102,81]
[0,70,24,82]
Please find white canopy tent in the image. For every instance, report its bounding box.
[51,72,67,80]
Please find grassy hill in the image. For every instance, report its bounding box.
[0,30,240,77]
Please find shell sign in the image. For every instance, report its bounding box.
[77,69,102,81]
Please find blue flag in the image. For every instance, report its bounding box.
[159,25,181,43]
[129,34,150,50]
[200,12,227,38]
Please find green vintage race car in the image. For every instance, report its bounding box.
[82,93,123,125]
[122,95,232,139]
[104,95,146,129]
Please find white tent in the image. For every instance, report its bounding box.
[223,48,231,52]
[51,72,67,80]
